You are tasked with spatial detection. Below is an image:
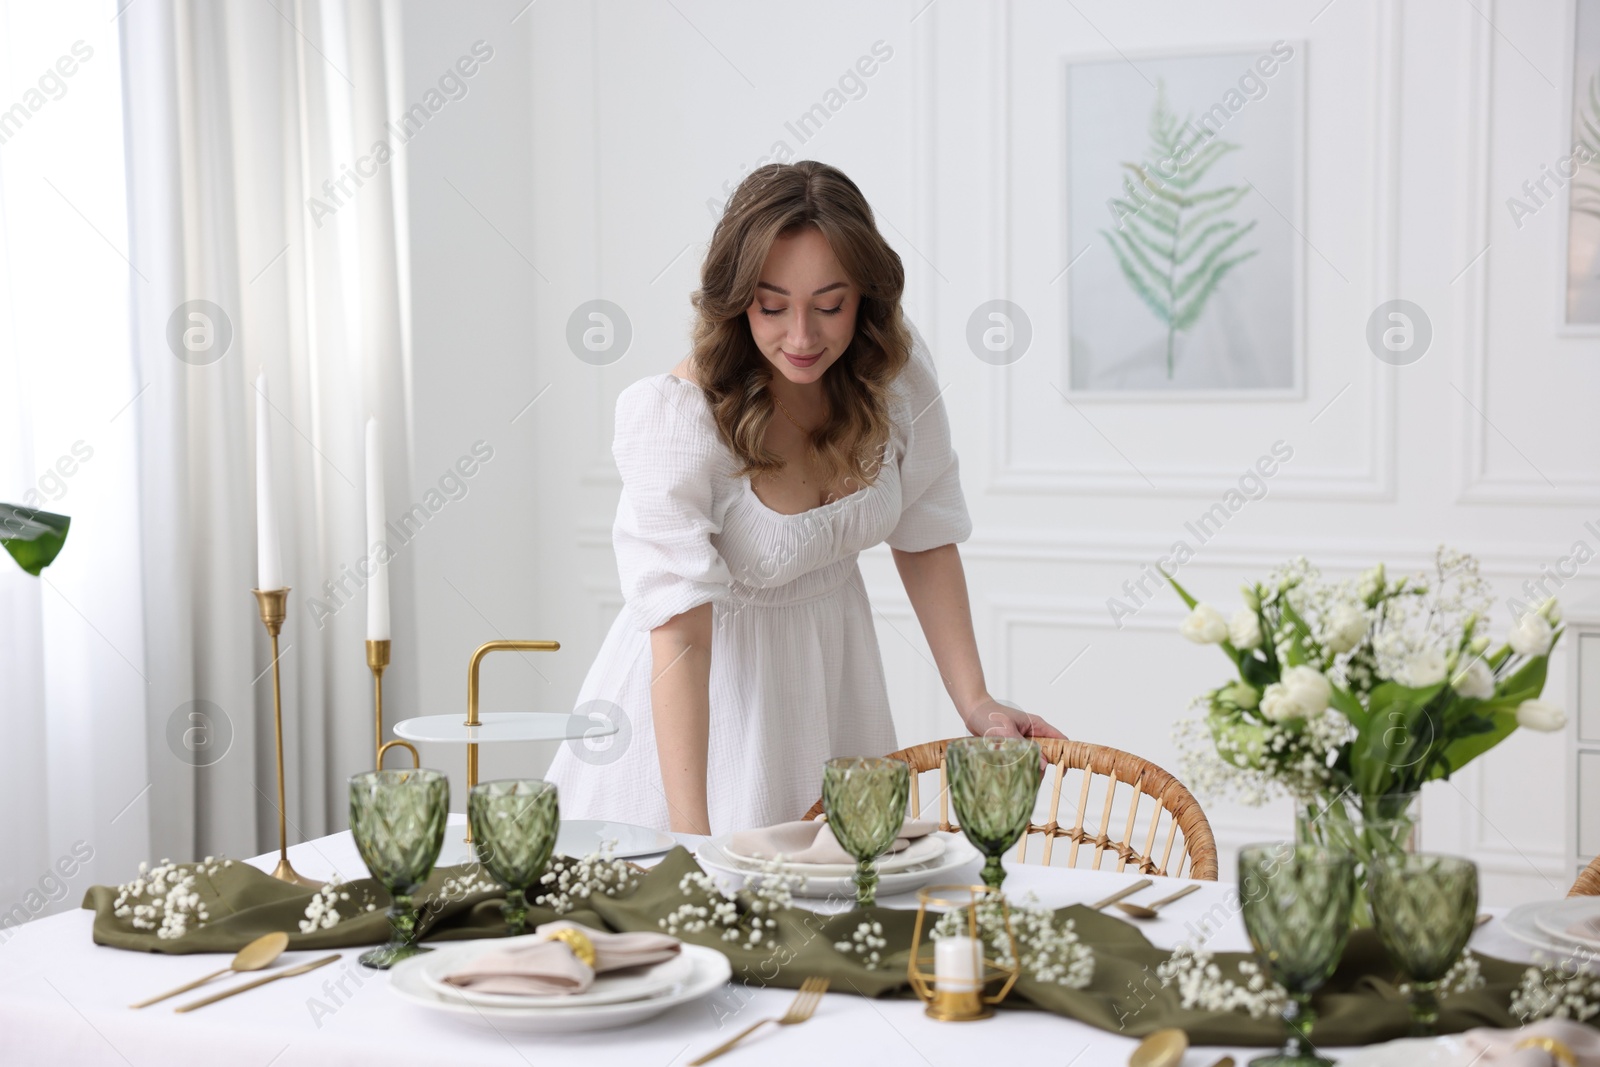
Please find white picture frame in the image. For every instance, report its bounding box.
[1062,42,1308,400]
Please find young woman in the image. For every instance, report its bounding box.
[544,161,1062,835]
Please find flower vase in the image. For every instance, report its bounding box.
[1295,790,1418,928]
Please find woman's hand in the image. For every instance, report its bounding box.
[962,696,1066,742]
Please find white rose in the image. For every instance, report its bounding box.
[1180,604,1229,644]
[1450,658,1494,701]
[1515,699,1566,732]
[1326,605,1369,655]
[1229,609,1262,650]
[1259,665,1332,722]
[1402,648,1449,687]
[1509,613,1553,657]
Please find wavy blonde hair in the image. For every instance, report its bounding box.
[689,160,911,493]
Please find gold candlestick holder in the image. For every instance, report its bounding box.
[252,588,321,888]
[367,639,419,770]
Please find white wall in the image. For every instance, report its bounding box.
[399,0,1600,905]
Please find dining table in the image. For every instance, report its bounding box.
[0,817,1543,1067]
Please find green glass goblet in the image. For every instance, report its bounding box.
[946,736,1041,890]
[1370,853,1478,1036]
[468,779,559,936]
[1239,843,1356,1067]
[821,756,909,908]
[349,768,450,969]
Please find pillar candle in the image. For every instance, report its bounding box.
[934,935,980,992]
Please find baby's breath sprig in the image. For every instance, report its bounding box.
[110,857,233,940]
[1155,942,1286,1018]
[534,839,640,915]
[657,856,801,950]
[1510,955,1600,1023]
[833,919,888,969]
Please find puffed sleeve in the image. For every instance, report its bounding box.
[611,377,735,632]
[886,321,974,553]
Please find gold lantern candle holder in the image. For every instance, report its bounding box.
[366,639,419,770]
[907,884,1020,1021]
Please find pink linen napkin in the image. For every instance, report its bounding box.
[441,920,681,997]
[727,817,938,865]
[1456,1020,1600,1066]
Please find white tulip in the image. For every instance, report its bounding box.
[1229,609,1262,650]
[1259,666,1332,722]
[1180,604,1229,645]
[1539,597,1563,625]
[1402,648,1449,687]
[1221,682,1260,710]
[1516,699,1566,732]
[1509,613,1553,657]
[1450,658,1494,701]
[1326,605,1369,654]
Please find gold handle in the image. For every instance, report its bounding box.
[687,1018,776,1066]
[129,966,227,1009]
[1090,877,1153,910]
[173,955,340,1013]
[462,640,561,843]
[377,738,419,769]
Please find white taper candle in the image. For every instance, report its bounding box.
[255,373,284,591]
[365,416,390,640]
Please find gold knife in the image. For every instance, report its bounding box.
[173,954,341,1013]
[1089,877,1153,910]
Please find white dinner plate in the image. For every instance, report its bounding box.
[556,820,676,860]
[417,935,696,1009]
[1501,901,1600,969]
[696,832,979,899]
[1335,1034,1468,1066]
[1533,896,1600,950]
[389,943,731,1033]
[716,832,946,877]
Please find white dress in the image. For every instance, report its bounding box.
[544,319,972,834]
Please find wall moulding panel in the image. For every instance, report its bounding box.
[986,1,1398,502]
[1455,0,1600,506]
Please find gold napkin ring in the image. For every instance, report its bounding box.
[544,927,596,968]
[1515,1036,1578,1067]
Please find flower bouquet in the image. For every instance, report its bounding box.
[1170,547,1564,923]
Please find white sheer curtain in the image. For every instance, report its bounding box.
[119,0,417,863]
[0,0,150,920]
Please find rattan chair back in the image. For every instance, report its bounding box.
[803,737,1218,880]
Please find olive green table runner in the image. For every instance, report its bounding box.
[82,846,1556,1047]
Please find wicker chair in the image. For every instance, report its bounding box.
[1571,854,1600,897]
[802,738,1218,880]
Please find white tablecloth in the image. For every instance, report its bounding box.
[0,818,1540,1067]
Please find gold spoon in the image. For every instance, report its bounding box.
[129,932,290,1009]
[1090,878,1154,911]
[1116,883,1203,920]
[1129,1027,1187,1067]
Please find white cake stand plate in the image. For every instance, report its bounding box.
[392,711,618,744]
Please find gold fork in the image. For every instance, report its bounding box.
[687,976,829,1065]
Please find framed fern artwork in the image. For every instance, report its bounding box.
[1064,44,1305,396]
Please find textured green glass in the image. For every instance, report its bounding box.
[468,779,559,936]
[1370,853,1478,1037]
[946,737,1041,890]
[349,768,449,969]
[1296,791,1417,928]
[821,757,909,908]
[1239,843,1356,1067]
